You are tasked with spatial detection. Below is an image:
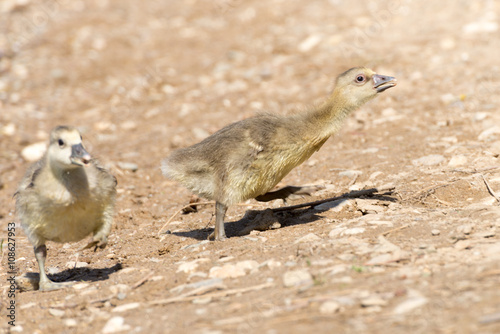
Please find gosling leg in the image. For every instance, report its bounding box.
[208,201,228,241]
[34,245,73,291]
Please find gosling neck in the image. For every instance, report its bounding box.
[48,157,89,194]
[306,90,359,138]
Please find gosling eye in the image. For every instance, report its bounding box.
[58,139,65,147]
[355,74,366,84]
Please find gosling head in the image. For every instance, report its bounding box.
[335,67,397,108]
[47,126,91,170]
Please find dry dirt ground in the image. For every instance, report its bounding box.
[1,0,500,333]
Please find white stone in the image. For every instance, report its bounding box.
[448,155,467,167]
[431,229,440,236]
[412,154,445,166]
[356,199,385,214]
[236,260,259,272]
[457,224,473,235]
[49,308,65,317]
[170,278,223,294]
[342,227,365,236]
[393,296,428,314]
[209,264,246,278]
[10,326,24,333]
[66,261,88,269]
[463,21,498,34]
[315,199,352,212]
[319,301,340,314]
[283,269,313,288]
[295,233,321,244]
[64,319,78,327]
[478,126,500,141]
[298,34,322,52]
[21,142,47,162]
[329,227,346,238]
[440,93,455,104]
[361,297,388,307]
[440,37,456,50]
[177,258,209,274]
[339,170,362,178]
[1,123,16,136]
[102,316,131,333]
[120,120,136,130]
[112,302,141,313]
[263,259,282,270]
[117,162,138,172]
[109,284,131,295]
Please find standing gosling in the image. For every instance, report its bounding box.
[15,126,117,291]
[162,67,396,241]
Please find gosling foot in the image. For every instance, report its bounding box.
[208,231,227,241]
[39,278,74,292]
[79,235,108,251]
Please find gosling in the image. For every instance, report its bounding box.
[15,126,117,291]
[162,67,396,241]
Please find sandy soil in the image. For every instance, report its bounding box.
[1,0,500,333]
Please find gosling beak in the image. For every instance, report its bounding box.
[71,143,91,166]
[373,74,397,93]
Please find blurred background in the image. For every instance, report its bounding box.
[1,0,499,332]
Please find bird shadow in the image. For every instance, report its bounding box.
[172,188,397,241]
[20,263,123,289]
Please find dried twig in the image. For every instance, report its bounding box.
[378,224,410,237]
[477,269,500,279]
[449,166,500,174]
[131,271,154,290]
[157,201,214,235]
[480,174,500,204]
[88,294,115,305]
[404,180,460,202]
[149,282,273,306]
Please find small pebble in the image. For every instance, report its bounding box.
[235,260,259,272]
[298,34,322,52]
[102,316,131,334]
[342,227,365,236]
[295,233,321,244]
[412,154,445,166]
[21,142,47,162]
[48,308,65,317]
[64,319,78,327]
[478,126,500,141]
[314,198,352,212]
[448,155,467,167]
[431,229,440,236]
[319,301,340,314]
[66,261,88,268]
[283,269,313,288]
[117,161,138,172]
[393,296,428,314]
[112,302,141,313]
[209,264,246,279]
[361,297,388,307]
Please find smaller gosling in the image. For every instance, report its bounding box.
[15,126,117,291]
[162,67,396,241]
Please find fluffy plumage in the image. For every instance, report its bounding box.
[15,125,116,291]
[162,67,396,240]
